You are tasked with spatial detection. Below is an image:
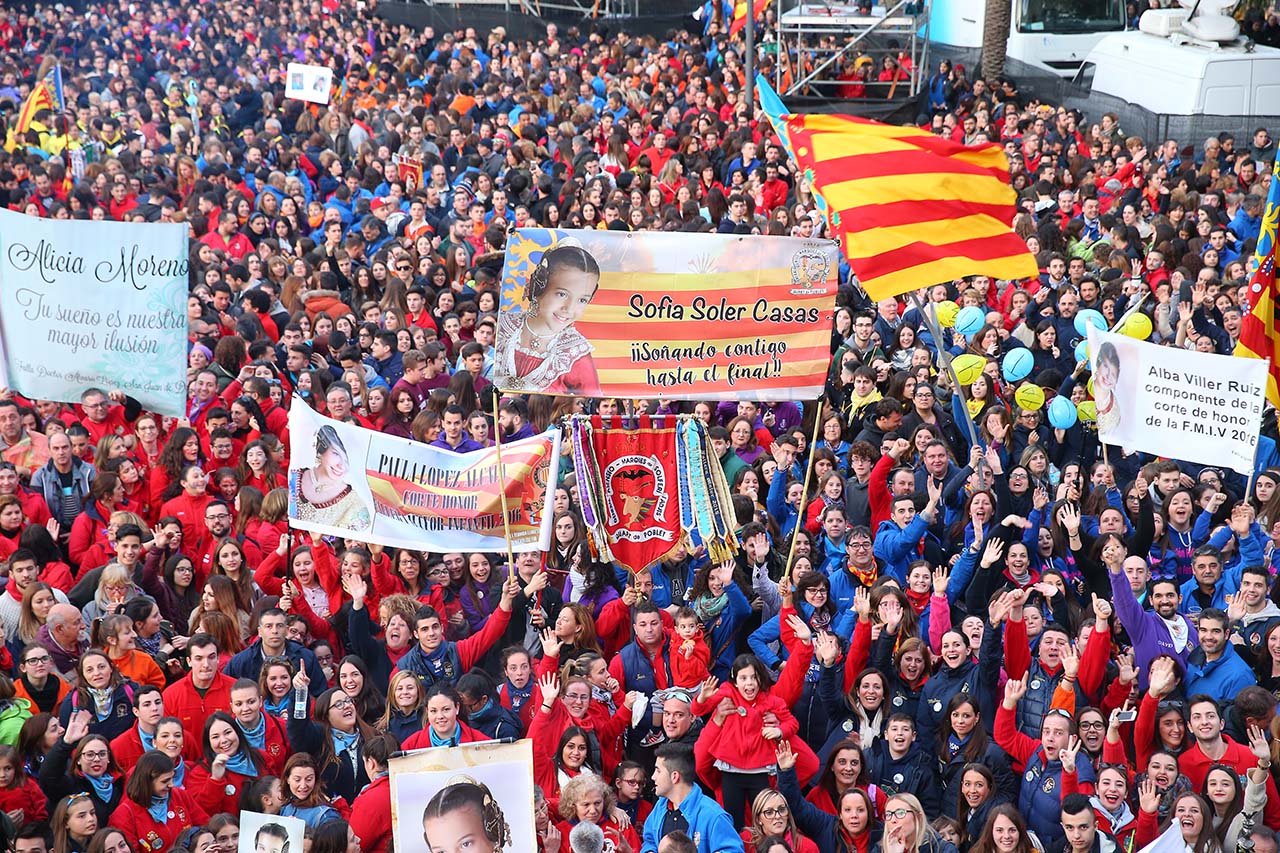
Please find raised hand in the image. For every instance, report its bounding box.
[813,632,840,666]
[540,628,562,660]
[63,710,91,744]
[775,740,797,771]
[1138,778,1160,814]
[1248,724,1271,763]
[1061,645,1080,681]
[698,675,720,703]
[1003,677,1027,708]
[1117,651,1137,685]
[879,596,904,632]
[1059,735,1083,773]
[1147,657,1178,698]
[341,573,368,606]
[891,438,911,460]
[1058,503,1081,536]
[932,566,950,597]
[980,538,1005,569]
[538,672,560,706]
[853,586,872,621]
[1091,592,1113,623]
[785,613,812,644]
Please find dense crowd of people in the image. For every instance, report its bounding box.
[0,1,1279,853]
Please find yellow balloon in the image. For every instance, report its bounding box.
[1121,312,1153,340]
[1077,400,1097,422]
[951,354,986,385]
[1087,377,1094,398]
[1014,384,1045,410]
[936,300,960,329]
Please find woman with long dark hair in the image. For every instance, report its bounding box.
[936,696,1016,819]
[185,711,268,815]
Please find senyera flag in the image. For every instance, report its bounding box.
[1234,158,1280,407]
[757,75,1037,301]
[495,228,839,401]
[287,401,560,552]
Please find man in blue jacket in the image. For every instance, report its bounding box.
[873,478,942,583]
[224,607,328,694]
[1185,608,1256,701]
[641,743,739,853]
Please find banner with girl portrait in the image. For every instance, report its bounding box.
[496,228,839,400]
[287,401,561,551]
[1085,326,1267,473]
[389,740,536,853]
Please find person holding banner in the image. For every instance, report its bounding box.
[492,243,602,397]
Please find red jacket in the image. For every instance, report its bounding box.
[161,673,235,759]
[184,762,256,817]
[1179,736,1280,828]
[67,499,113,568]
[109,787,207,853]
[251,712,290,777]
[349,773,392,853]
[690,684,799,770]
[529,698,630,799]
[158,493,213,560]
[0,778,47,825]
[109,725,150,775]
[401,721,487,752]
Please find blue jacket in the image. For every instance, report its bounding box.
[702,583,752,680]
[873,514,931,583]
[1184,641,1256,702]
[224,639,328,696]
[640,783,739,853]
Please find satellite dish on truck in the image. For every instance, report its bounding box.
[1137,0,1246,48]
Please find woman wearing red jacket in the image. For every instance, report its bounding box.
[529,671,636,804]
[399,684,487,751]
[184,711,269,817]
[109,751,207,853]
[67,475,125,568]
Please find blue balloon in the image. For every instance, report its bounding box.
[1074,309,1106,338]
[1002,348,1034,382]
[955,305,985,337]
[1048,395,1078,430]
[1074,340,1090,363]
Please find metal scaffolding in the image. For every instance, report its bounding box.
[774,0,929,103]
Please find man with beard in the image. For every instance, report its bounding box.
[1110,556,1198,689]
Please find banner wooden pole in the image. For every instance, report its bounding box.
[492,395,517,575]
[783,410,824,585]
[909,291,987,482]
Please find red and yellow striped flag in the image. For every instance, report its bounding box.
[1235,159,1280,408]
[757,78,1036,300]
[729,0,772,34]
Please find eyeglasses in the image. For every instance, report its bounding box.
[330,698,355,710]
[81,750,109,761]
[885,808,913,819]
[205,512,231,520]
[563,692,590,702]
[619,777,644,787]
[1078,720,1106,729]
[760,807,788,819]
[22,654,50,665]
[850,542,872,550]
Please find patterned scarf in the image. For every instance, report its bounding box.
[692,592,728,623]
[88,687,114,721]
[847,562,878,588]
[86,772,114,801]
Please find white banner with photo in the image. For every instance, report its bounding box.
[285,63,333,104]
[1086,325,1267,473]
[389,740,536,853]
[0,207,189,416]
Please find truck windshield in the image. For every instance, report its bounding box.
[1018,0,1125,33]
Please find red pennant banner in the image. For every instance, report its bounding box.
[587,419,681,574]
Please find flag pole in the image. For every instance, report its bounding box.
[909,290,987,482]
[1245,359,1269,503]
[783,410,824,585]
[492,395,517,577]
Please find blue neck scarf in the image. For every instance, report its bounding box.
[173,760,186,788]
[138,725,156,753]
[428,723,461,747]
[224,751,259,778]
[331,727,360,759]
[264,695,289,718]
[505,680,532,710]
[148,794,170,822]
[240,713,267,750]
[86,772,114,801]
[947,733,969,757]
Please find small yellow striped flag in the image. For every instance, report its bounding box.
[756,76,1037,301]
[730,0,772,34]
